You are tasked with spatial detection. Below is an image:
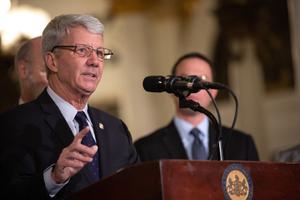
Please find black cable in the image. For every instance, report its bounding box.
[205,82,239,130]
[179,98,223,160]
[204,88,222,140]
[218,84,238,129]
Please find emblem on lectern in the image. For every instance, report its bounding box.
[222,164,253,200]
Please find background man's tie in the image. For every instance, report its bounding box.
[75,111,100,181]
[190,128,207,160]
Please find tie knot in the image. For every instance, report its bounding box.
[190,128,201,138]
[75,111,88,129]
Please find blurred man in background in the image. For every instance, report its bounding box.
[15,36,48,104]
[135,52,259,161]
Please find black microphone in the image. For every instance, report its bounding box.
[143,75,224,94]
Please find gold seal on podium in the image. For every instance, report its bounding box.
[222,164,253,200]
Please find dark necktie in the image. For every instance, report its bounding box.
[190,128,207,160]
[75,111,100,181]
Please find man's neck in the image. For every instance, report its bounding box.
[20,87,34,104]
[48,81,89,110]
[47,87,88,113]
[176,112,206,126]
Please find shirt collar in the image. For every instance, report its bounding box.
[196,116,209,138]
[174,117,193,140]
[174,116,209,135]
[46,86,88,123]
[174,116,210,158]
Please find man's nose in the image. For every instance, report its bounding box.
[87,51,101,67]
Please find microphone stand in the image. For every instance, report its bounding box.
[178,97,224,161]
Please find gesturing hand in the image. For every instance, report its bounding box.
[51,127,98,183]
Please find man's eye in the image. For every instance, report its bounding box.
[96,49,104,57]
[76,47,88,54]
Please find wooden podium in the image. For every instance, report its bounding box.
[68,160,300,200]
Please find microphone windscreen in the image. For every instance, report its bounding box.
[143,76,166,92]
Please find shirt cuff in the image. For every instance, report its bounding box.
[43,164,69,197]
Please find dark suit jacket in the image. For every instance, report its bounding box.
[0,90,139,200]
[134,120,259,161]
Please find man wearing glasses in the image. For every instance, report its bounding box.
[0,14,138,199]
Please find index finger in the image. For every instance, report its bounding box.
[74,127,90,142]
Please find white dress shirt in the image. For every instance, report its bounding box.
[174,116,209,159]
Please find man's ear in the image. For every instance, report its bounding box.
[45,52,58,72]
[17,61,28,80]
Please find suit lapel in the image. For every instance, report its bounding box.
[88,107,106,178]
[38,90,96,185]
[38,90,74,148]
[162,121,188,159]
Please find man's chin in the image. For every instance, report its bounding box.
[78,87,95,97]
[179,108,198,117]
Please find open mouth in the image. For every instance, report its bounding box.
[83,72,97,78]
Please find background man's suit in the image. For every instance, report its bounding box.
[0,90,138,200]
[134,121,259,161]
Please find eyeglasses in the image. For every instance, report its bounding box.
[51,44,114,60]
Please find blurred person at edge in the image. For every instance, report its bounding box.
[15,36,48,104]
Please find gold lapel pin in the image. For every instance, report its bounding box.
[99,122,104,129]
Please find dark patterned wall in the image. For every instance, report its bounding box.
[213,0,294,94]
